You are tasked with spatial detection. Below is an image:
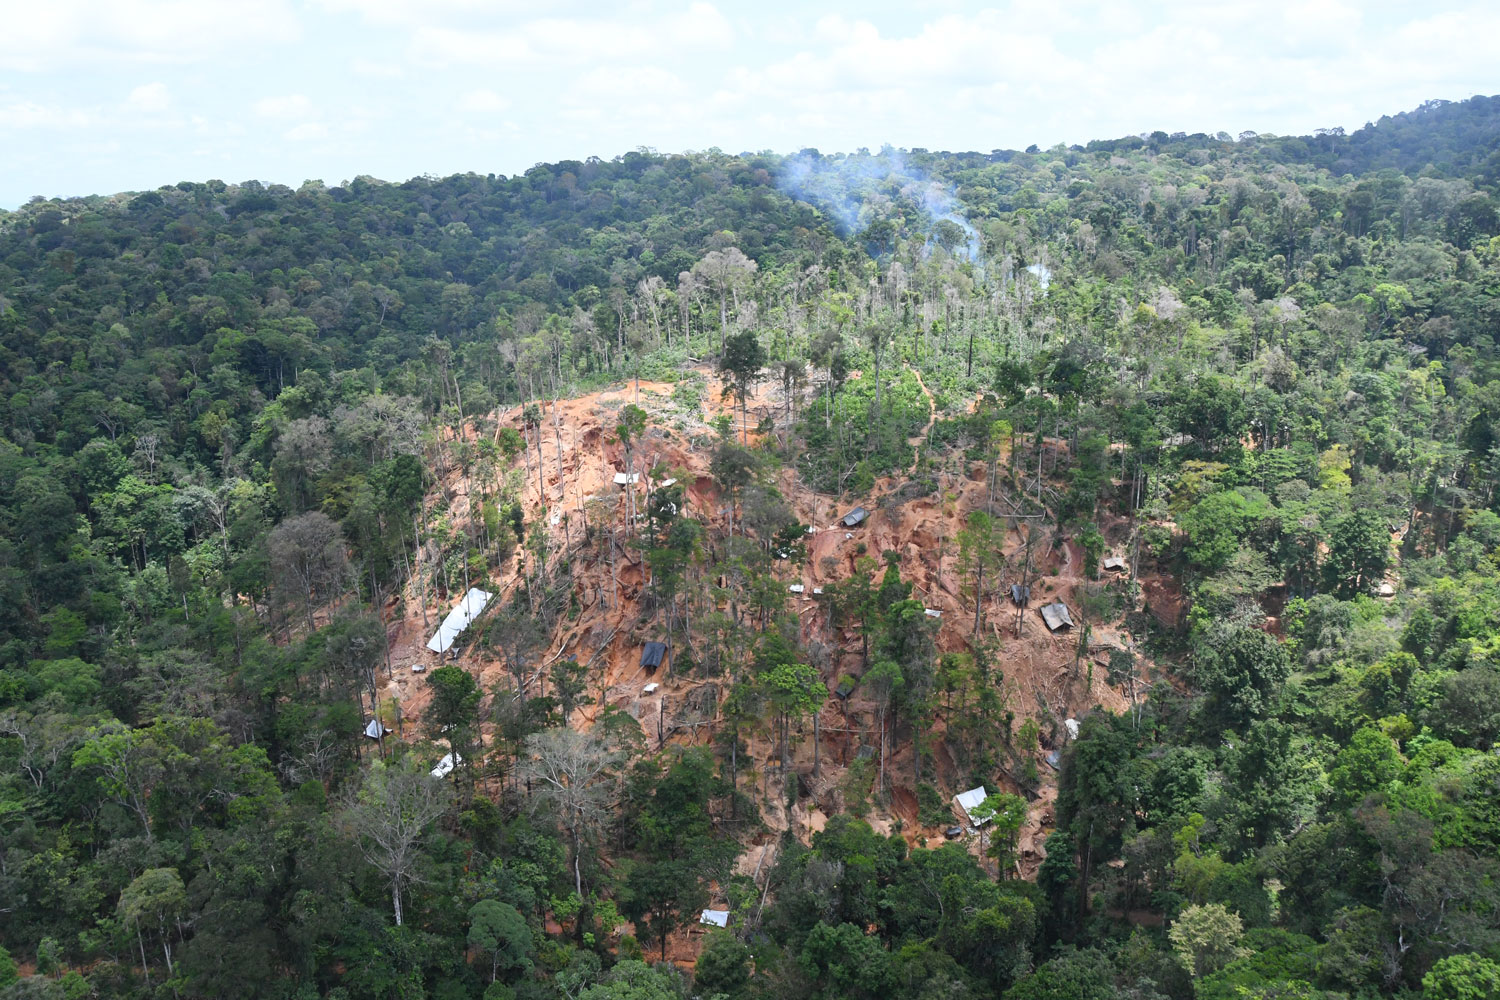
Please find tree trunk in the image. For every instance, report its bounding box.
[137,925,151,986]
[813,710,820,777]
[973,554,985,637]
[552,371,566,507]
[573,827,584,898]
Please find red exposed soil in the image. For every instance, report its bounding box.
[374,367,1167,953]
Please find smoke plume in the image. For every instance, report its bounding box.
[777,146,981,261]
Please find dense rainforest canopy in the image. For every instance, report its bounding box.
[1,94,1499,1000]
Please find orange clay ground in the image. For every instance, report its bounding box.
[371,367,1167,954]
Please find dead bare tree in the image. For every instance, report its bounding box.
[341,757,451,927]
[519,729,623,899]
[268,510,350,634]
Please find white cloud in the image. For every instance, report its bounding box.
[4,0,1499,209]
[2,0,301,71]
[189,115,247,139]
[459,89,511,113]
[671,3,733,47]
[696,1,1500,151]
[351,57,406,78]
[0,100,95,129]
[313,0,519,26]
[409,3,733,67]
[285,122,329,141]
[410,26,532,65]
[127,82,171,112]
[568,67,685,103]
[255,94,315,119]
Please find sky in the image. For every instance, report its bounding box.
[2,0,1497,208]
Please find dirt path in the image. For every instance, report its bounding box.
[907,366,937,474]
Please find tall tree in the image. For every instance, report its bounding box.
[719,330,767,445]
[521,728,623,898]
[341,757,451,927]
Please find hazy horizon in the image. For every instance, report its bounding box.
[4,0,1498,209]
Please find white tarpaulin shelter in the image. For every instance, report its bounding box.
[700,909,729,928]
[426,588,493,654]
[955,786,990,826]
[431,752,461,779]
[364,719,389,739]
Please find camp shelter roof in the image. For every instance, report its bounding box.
[1102,556,1127,571]
[1011,584,1031,605]
[640,642,668,668]
[841,506,868,527]
[364,719,389,739]
[430,752,461,779]
[700,909,729,928]
[426,588,494,654]
[642,682,659,695]
[954,786,990,825]
[1039,601,1074,631]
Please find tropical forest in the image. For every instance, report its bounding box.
[1,94,1500,1000]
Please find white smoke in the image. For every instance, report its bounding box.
[778,146,981,261]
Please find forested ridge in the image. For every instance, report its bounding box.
[1,94,1499,1000]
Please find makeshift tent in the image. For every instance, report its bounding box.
[1064,718,1080,740]
[612,472,641,485]
[363,719,389,740]
[841,506,868,527]
[1102,556,1127,572]
[1010,584,1031,606]
[788,584,805,594]
[835,677,857,700]
[430,752,461,779]
[954,786,990,826]
[700,909,729,928]
[640,642,667,669]
[1039,601,1075,631]
[642,682,659,695]
[924,608,943,618]
[426,588,494,654]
